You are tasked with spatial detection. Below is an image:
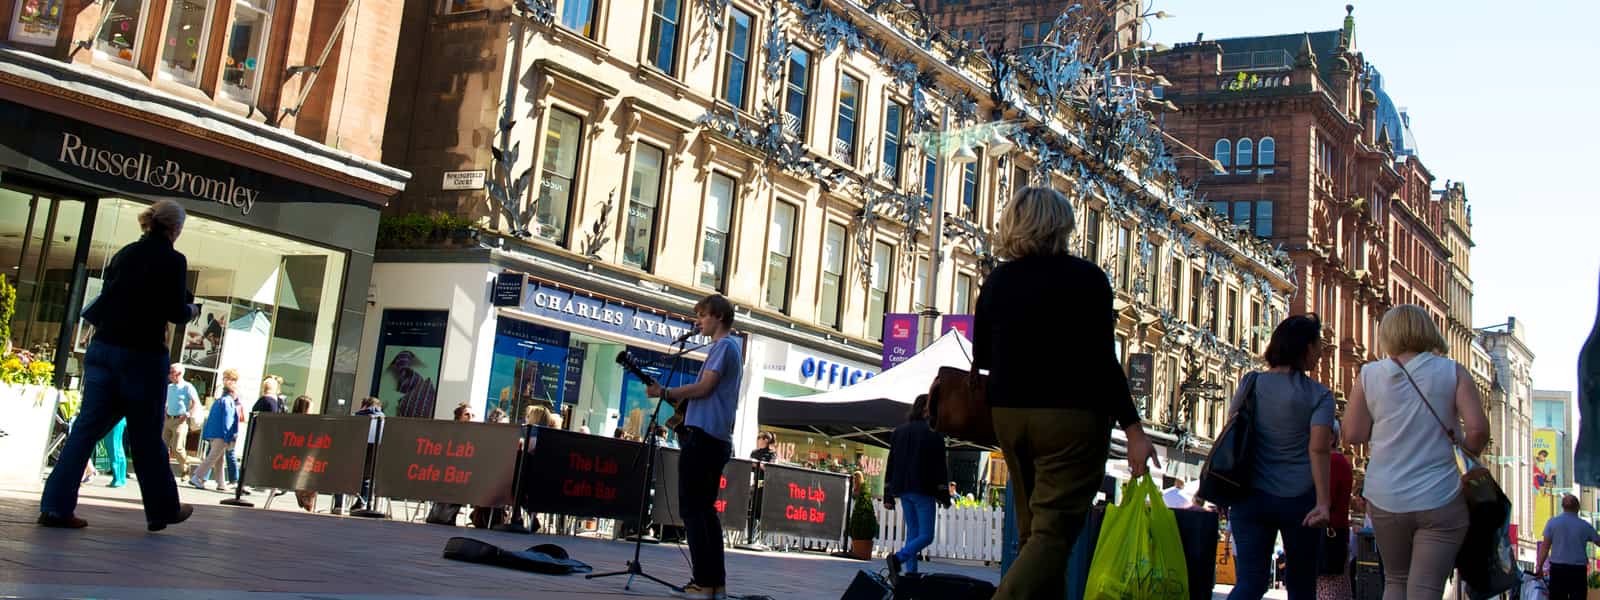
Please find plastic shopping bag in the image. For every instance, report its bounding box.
[1084,475,1190,600]
[1519,575,1548,600]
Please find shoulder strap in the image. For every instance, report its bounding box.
[1232,371,1261,417]
[1391,357,1460,449]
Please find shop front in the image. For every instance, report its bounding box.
[748,336,886,492]
[0,88,404,416]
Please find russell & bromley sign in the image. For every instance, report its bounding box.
[56,133,261,214]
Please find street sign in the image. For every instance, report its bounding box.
[441,170,486,190]
[491,272,525,307]
[1128,353,1153,396]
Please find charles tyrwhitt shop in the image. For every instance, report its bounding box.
[0,53,407,417]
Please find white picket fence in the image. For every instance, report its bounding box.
[873,504,1004,563]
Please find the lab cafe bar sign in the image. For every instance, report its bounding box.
[772,345,876,392]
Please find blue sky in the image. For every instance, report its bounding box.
[1147,1,1600,394]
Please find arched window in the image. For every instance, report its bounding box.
[1259,137,1276,166]
[1236,138,1254,167]
[1214,139,1231,169]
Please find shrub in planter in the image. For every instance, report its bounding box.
[847,490,879,558]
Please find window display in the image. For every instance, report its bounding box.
[10,0,65,45]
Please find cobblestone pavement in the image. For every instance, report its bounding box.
[1,476,1000,599]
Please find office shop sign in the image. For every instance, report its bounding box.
[56,133,261,214]
[516,279,737,350]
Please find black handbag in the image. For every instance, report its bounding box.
[1394,359,1519,600]
[1316,527,1349,576]
[1197,372,1260,507]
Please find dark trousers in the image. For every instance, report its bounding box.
[1550,563,1587,600]
[678,427,731,587]
[40,341,181,522]
[1228,490,1320,600]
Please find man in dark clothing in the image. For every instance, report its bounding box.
[39,199,196,531]
[883,395,950,584]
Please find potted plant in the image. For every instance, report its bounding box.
[847,487,879,560]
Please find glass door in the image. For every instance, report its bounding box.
[1,186,90,387]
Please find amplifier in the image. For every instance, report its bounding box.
[840,569,892,600]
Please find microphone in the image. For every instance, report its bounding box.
[673,325,701,344]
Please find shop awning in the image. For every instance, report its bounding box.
[757,330,985,447]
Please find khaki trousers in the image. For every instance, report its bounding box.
[1369,494,1469,600]
[992,408,1110,600]
[194,439,232,486]
[162,416,190,473]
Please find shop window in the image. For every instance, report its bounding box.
[699,173,735,290]
[764,201,797,312]
[623,143,665,270]
[560,0,599,39]
[77,198,346,408]
[220,0,272,106]
[720,7,753,110]
[954,272,973,315]
[868,241,893,340]
[961,159,979,217]
[10,0,65,45]
[537,108,584,244]
[882,101,903,183]
[783,47,811,137]
[158,0,215,87]
[1,189,87,371]
[834,73,861,163]
[820,222,846,329]
[646,0,681,76]
[95,0,147,66]
[921,154,937,208]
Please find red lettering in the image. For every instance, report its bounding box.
[569,452,593,472]
[788,483,805,499]
[443,465,472,485]
[719,475,728,490]
[406,463,440,482]
[563,479,593,497]
[714,499,727,513]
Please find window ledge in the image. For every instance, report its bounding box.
[633,63,691,101]
[545,25,609,63]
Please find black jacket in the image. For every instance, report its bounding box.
[252,395,285,414]
[973,252,1139,428]
[83,233,193,351]
[884,419,950,504]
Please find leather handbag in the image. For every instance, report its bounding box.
[1394,358,1519,600]
[927,336,997,447]
[1197,372,1260,507]
[1315,527,1349,576]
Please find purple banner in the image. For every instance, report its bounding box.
[941,314,974,339]
[881,313,920,371]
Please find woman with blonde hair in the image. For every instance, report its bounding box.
[974,186,1160,600]
[40,199,196,530]
[1343,305,1489,600]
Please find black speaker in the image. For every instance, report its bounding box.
[840,569,892,600]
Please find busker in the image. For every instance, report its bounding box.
[38,199,196,531]
[647,294,741,600]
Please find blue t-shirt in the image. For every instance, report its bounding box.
[685,336,742,442]
[167,381,198,417]
[1228,371,1336,497]
[1544,513,1600,566]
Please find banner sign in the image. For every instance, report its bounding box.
[881,313,920,371]
[651,450,753,528]
[1127,353,1154,396]
[492,272,526,307]
[371,418,522,506]
[241,414,371,495]
[370,309,447,418]
[759,464,848,540]
[517,279,744,351]
[940,314,974,339]
[520,427,647,519]
[1533,428,1562,534]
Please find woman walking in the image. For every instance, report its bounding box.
[1343,305,1489,600]
[1316,423,1355,600]
[191,369,241,492]
[974,187,1159,600]
[38,199,195,531]
[1224,315,1336,600]
[883,394,951,584]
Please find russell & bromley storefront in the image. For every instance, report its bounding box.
[0,53,408,420]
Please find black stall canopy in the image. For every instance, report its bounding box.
[757,331,995,449]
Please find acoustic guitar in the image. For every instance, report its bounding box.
[614,351,687,432]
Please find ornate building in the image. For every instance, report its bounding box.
[371,0,1293,475]
[913,0,1139,55]
[1148,6,1462,401]
[1481,318,1537,562]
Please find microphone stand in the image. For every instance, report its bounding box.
[587,334,698,592]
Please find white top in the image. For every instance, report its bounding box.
[1360,353,1463,513]
[1162,487,1192,508]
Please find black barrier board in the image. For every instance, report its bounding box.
[650,450,753,528]
[760,464,848,540]
[520,427,648,519]
[241,414,371,494]
[371,418,522,506]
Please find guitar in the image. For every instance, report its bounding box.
[614,351,687,432]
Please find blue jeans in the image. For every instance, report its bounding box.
[40,341,181,522]
[1228,490,1320,600]
[104,419,127,486]
[895,492,938,573]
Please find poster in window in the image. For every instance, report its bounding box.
[370,310,447,419]
[180,299,230,370]
[487,319,570,423]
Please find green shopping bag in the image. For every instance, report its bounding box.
[1084,475,1189,600]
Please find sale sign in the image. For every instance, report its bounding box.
[759,464,848,540]
[370,418,522,506]
[241,414,370,495]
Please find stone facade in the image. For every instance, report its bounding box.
[1481,318,1537,560]
[913,0,1138,56]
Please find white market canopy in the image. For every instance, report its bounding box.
[757,330,991,448]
